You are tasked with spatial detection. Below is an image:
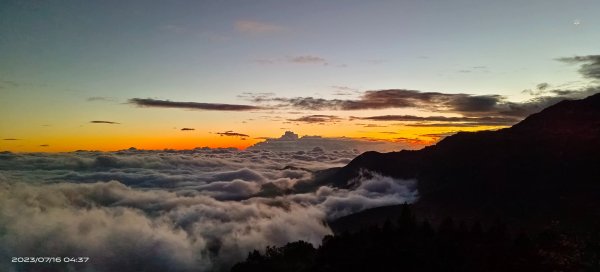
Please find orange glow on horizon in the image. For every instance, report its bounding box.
[0,123,508,153]
[0,135,259,152]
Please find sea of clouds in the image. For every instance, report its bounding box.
[0,148,418,271]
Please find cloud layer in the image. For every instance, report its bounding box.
[124,55,599,129]
[0,149,417,271]
[259,88,596,119]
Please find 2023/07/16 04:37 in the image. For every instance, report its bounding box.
[12,257,90,263]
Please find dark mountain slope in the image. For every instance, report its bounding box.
[328,93,600,231]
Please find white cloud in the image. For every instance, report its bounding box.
[0,149,418,271]
[248,131,412,152]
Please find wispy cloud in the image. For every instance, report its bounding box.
[2,138,21,141]
[90,121,120,125]
[363,59,386,65]
[0,80,19,88]
[354,115,518,124]
[251,55,330,66]
[129,98,264,111]
[353,115,521,127]
[522,82,551,96]
[87,96,116,102]
[252,58,277,65]
[237,92,276,103]
[159,24,188,34]
[330,86,360,96]
[392,137,432,145]
[557,55,600,80]
[420,132,457,138]
[457,66,489,74]
[537,82,550,91]
[361,124,388,128]
[216,131,249,137]
[288,55,327,65]
[235,20,284,34]
[180,128,195,131]
[288,115,342,124]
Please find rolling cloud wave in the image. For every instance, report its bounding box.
[0,149,417,271]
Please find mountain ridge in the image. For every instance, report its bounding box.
[327,93,600,232]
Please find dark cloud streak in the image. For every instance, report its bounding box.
[90,121,120,124]
[354,115,518,125]
[244,56,600,123]
[129,98,264,111]
[263,89,508,115]
[216,131,249,137]
[406,123,495,127]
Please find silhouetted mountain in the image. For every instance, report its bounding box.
[232,94,600,272]
[327,93,600,231]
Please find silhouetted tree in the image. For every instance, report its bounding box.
[232,205,593,272]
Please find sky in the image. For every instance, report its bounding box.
[1,0,599,152]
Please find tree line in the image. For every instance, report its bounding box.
[232,204,600,272]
